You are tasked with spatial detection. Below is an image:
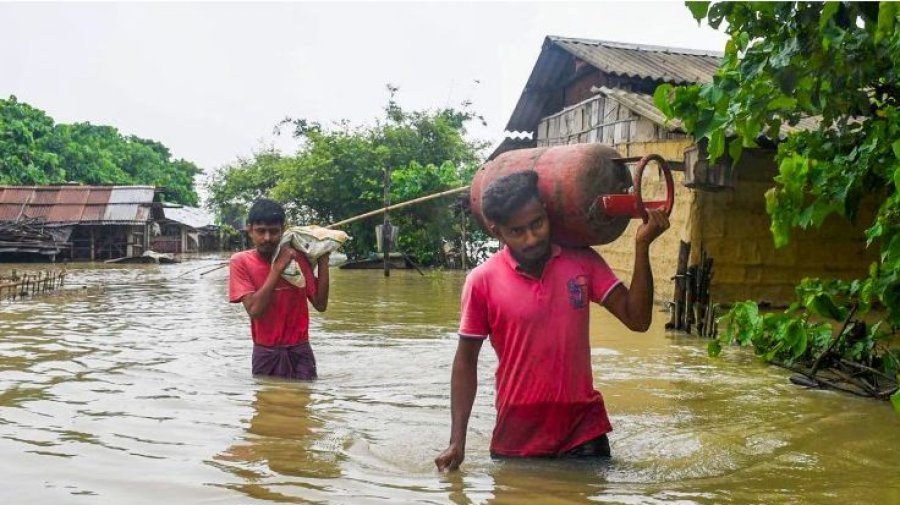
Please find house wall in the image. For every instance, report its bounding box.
[690,149,877,305]
[593,139,695,302]
[593,143,877,307]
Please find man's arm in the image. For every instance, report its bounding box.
[241,247,296,319]
[434,337,483,472]
[309,254,330,312]
[602,208,669,332]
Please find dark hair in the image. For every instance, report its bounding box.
[481,170,540,224]
[247,198,285,226]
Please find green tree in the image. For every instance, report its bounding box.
[657,2,899,405]
[0,96,201,205]
[0,96,63,184]
[207,87,487,264]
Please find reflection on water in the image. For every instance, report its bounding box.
[0,258,899,504]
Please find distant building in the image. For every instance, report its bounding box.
[153,204,220,254]
[0,185,162,261]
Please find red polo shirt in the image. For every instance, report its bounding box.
[228,250,317,346]
[459,245,621,457]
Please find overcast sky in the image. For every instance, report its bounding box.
[1,1,727,188]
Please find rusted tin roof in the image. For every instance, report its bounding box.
[0,186,158,224]
[505,36,722,134]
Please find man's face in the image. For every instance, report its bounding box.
[492,198,551,266]
[247,222,283,256]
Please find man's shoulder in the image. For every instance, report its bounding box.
[230,250,261,266]
[467,250,507,280]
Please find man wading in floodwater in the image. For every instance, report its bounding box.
[435,171,669,470]
[229,199,330,379]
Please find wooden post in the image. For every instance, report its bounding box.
[669,240,690,330]
[460,208,467,271]
[685,265,698,334]
[90,226,96,261]
[383,166,391,278]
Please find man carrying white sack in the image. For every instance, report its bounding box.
[228,198,350,380]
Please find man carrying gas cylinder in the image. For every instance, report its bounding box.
[435,169,669,470]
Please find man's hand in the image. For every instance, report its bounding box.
[273,245,297,271]
[435,442,465,472]
[636,208,670,246]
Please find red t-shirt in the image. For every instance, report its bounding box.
[228,250,318,346]
[459,245,621,457]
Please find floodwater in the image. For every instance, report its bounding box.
[1,257,898,505]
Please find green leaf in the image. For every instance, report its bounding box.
[728,138,743,166]
[687,1,711,22]
[892,139,900,161]
[653,84,675,119]
[708,339,722,357]
[820,2,840,30]
[767,96,798,111]
[866,221,884,246]
[875,2,898,44]
[892,389,900,414]
[807,293,846,321]
[708,129,726,161]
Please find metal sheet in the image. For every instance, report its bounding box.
[86,187,112,204]
[46,204,87,222]
[0,204,24,221]
[102,203,141,222]
[32,189,61,205]
[55,188,92,205]
[79,205,105,222]
[107,186,155,204]
[162,206,215,229]
[0,188,35,204]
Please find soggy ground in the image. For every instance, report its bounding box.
[1,258,898,504]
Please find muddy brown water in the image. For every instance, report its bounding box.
[1,258,898,504]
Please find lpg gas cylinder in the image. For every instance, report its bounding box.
[469,143,674,247]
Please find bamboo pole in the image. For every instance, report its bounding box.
[326,186,470,229]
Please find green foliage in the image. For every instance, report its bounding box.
[0,96,201,205]
[206,86,488,264]
[661,2,900,393]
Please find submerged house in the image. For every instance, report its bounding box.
[0,185,163,261]
[497,36,875,307]
[152,204,219,254]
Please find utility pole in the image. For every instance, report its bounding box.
[383,166,391,277]
[460,205,467,271]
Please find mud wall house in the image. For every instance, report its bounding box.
[0,185,163,261]
[496,36,876,306]
[152,205,219,254]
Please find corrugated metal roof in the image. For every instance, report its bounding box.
[0,185,157,224]
[551,37,722,85]
[505,36,722,134]
[87,187,112,204]
[163,205,215,229]
[0,204,23,221]
[107,186,156,204]
[46,204,86,222]
[0,188,35,204]
[102,203,141,222]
